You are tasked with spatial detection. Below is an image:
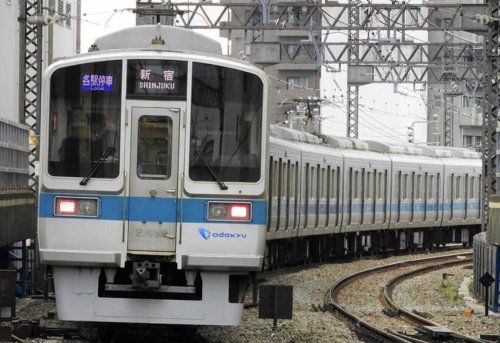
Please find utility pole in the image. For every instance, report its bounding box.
[18,0,43,195]
[443,92,462,147]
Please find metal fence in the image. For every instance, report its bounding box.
[0,117,30,190]
[473,232,500,312]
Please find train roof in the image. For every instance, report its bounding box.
[320,135,353,149]
[270,125,479,160]
[270,125,321,145]
[50,26,265,74]
[91,25,222,55]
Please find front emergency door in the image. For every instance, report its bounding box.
[128,105,180,253]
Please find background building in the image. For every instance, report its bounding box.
[426,0,483,149]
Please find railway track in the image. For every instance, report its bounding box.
[325,252,485,343]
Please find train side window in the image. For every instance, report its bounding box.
[429,175,434,200]
[316,165,321,227]
[331,167,336,200]
[359,170,363,199]
[470,176,475,198]
[321,167,327,199]
[336,167,341,225]
[281,160,287,199]
[416,175,421,199]
[366,172,371,198]
[397,171,401,200]
[436,173,441,220]
[376,172,380,199]
[450,174,454,199]
[267,156,273,231]
[436,173,444,202]
[348,168,353,225]
[274,160,279,198]
[278,158,283,198]
[305,163,310,225]
[353,170,359,200]
[311,165,316,199]
[465,174,469,199]
[350,169,354,201]
[478,175,481,199]
[285,161,290,198]
[403,174,408,200]
[293,162,299,229]
[378,171,383,200]
[424,172,428,199]
[326,166,331,227]
[287,162,291,198]
[373,170,377,200]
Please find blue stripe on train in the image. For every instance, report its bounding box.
[40,192,480,223]
[38,193,268,225]
[294,201,479,215]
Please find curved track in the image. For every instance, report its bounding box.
[326,252,485,343]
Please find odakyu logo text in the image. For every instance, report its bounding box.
[198,228,247,240]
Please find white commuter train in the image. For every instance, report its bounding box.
[38,26,269,325]
[38,25,482,326]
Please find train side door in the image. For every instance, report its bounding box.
[127,105,181,253]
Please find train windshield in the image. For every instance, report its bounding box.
[189,63,263,183]
[48,61,122,179]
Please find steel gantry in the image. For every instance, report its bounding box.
[481,0,500,232]
[138,1,488,134]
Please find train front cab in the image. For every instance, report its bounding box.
[38,53,269,325]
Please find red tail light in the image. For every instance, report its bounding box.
[54,197,99,217]
[55,198,77,215]
[208,202,252,222]
[229,204,251,220]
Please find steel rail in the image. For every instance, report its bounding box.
[382,257,486,343]
[326,252,473,343]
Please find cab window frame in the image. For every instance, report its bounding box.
[188,61,264,184]
[47,59,123,180]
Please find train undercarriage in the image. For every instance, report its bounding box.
[265,225,480,269]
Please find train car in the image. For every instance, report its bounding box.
[37,26,269,325]
[441,148,481,240]
[266,125,481,265]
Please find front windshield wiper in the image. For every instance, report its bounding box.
[195,150,228,190]
[79,147,115,186]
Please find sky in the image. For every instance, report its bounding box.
[80,0,430,144]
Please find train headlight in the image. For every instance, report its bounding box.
[209,204,227,219]
[78,199,98,216]
[54,197,99,217]
[207,202,252,222]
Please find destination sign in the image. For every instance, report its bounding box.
[127,60,187,99]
